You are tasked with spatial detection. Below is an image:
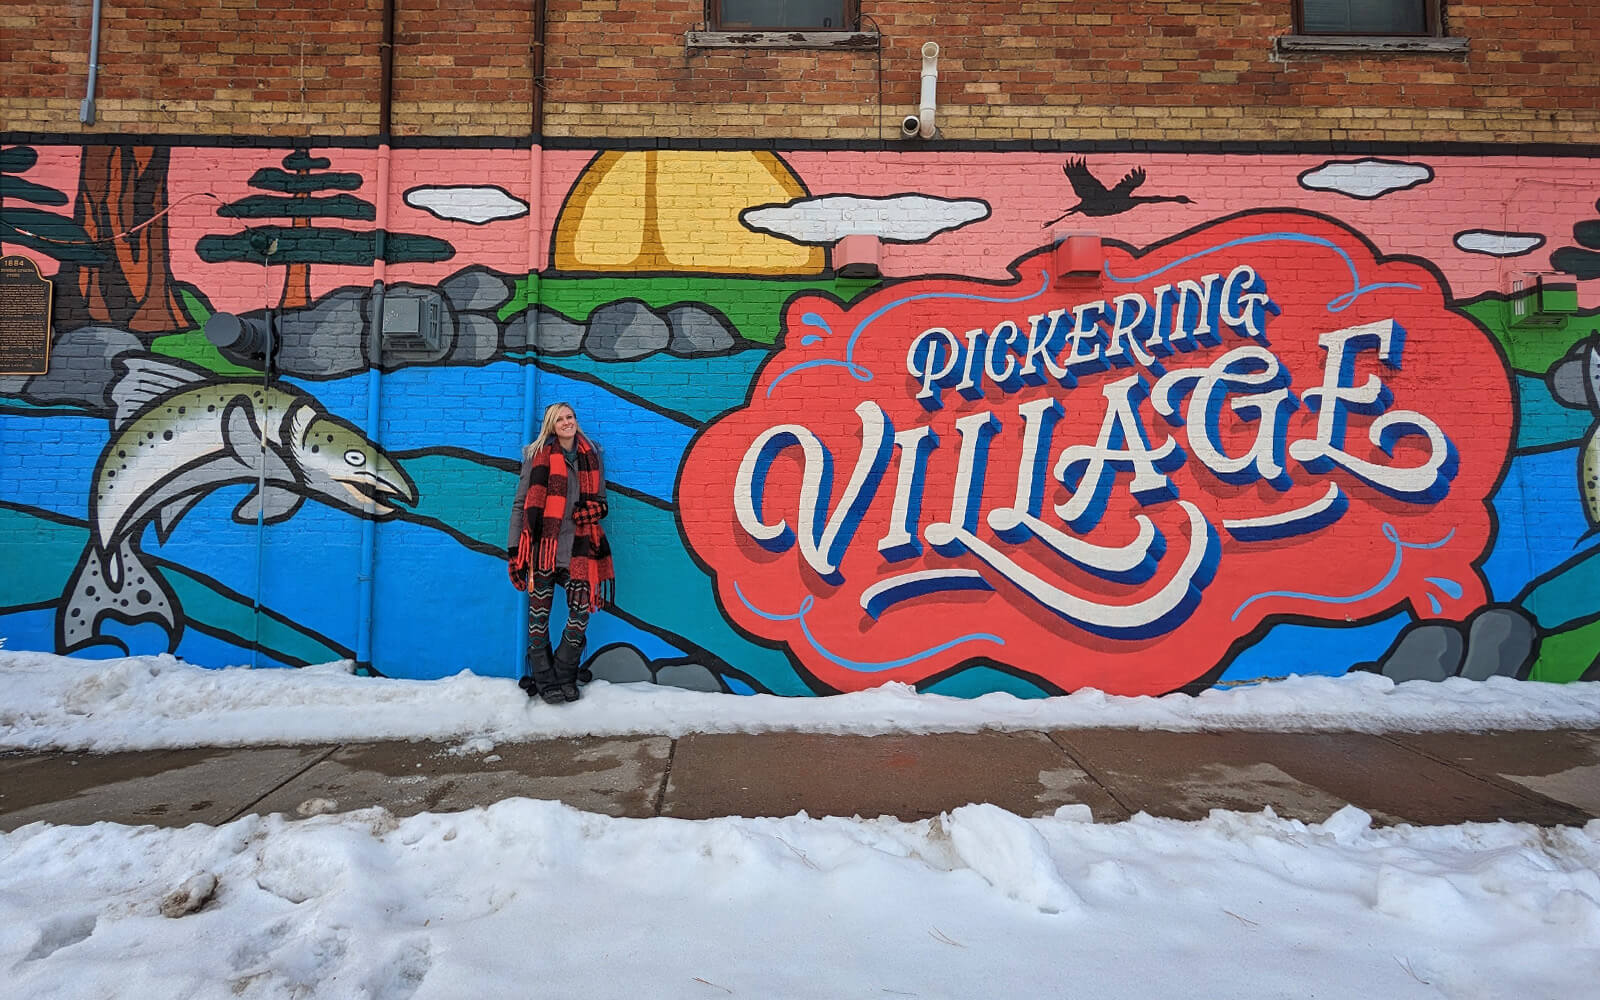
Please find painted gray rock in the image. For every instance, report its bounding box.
[1458,606,1538,680]
[1547,336,1599,410]
[8,326,142,409]
[587,646,654,685]
[270,289,366,378]
[504,307,583,356]
[585,300,670,360]
[654,662,724,692]
[440,268,514,313]
[665,304,737,356]
[450,314,501,363]
[1376,624,1464,683]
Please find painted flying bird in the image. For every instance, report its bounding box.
[1042,158,1194,226]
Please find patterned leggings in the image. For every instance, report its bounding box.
[528,568,591,655]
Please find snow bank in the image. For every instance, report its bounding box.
[1,801,1596,999]
[4,649,1600,752]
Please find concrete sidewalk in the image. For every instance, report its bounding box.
[2,729,1598,831]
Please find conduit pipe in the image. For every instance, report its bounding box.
[80,0,104,124]
[516,0,548,676]
[356,0,398,674]
[900,41,940,139]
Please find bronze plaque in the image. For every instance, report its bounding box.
[0,255,53,375]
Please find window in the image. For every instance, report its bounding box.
[713,0,855,31]
[1295,0,1440,36]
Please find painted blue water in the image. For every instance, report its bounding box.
[287,361,690,502]
[1482,446,1588,602]
[0,410,103,521]
[1515,374,1592,452]
[922,665,1050,699]
[538,349,770,424]
[1217,612,1409,682]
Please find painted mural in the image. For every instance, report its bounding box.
[2,141,1598,696]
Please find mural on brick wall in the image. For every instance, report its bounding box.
[2,142,1599,694]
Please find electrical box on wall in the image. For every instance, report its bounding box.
[1506,271,1579,328]
[381,293,444,353]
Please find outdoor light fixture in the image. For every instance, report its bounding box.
[204,311,276,363]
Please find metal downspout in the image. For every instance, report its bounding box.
[357,0,397,674]
[80,0,103,124]
[516,0,547,675]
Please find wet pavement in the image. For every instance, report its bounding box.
[1,728,1596,830]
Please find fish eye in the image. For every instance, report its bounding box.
[344,449,367,467]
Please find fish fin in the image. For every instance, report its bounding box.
[110,357,208,431]
[288,401,315,449]
[57,538,178,654]
[233,485,306,524]
[153,492,208,543]
[1587,342,1600,414]
[220,397,264,457]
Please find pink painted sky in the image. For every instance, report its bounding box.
[4,146,1596,316]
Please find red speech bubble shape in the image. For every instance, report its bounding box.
[680,211,1513,694]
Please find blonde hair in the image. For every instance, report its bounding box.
[529,402,580,455]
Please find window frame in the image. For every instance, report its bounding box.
[1292,0,1444,37]
[709,0,859,33]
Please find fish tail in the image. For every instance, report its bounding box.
[57,537,179,653]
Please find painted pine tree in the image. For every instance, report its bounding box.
[197,149,453,308]
[0,146,102,267]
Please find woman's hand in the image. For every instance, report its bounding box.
[574,498,608,525]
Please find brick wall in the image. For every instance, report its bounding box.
[542,0,1600,142]
[2,0,535,138]
[4,2,1598,143]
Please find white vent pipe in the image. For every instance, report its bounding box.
[900,42,940,139]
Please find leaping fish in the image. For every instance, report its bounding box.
[57,356,418,654]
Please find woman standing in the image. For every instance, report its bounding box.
[507,402,613,704]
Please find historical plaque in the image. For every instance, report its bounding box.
[0,255,53,375]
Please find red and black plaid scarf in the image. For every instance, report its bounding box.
[513,435,613,610]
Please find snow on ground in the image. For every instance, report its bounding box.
[2,799,1598,1000]
[4,649,1600,753]
[4,652,1600,997]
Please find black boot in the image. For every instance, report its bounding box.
[553,637,584,702]
[522,639,559,701]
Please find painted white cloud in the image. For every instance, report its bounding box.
[741,195,990,244]
[1455,230,1546,257]
[1299,159,1433,200]
[404,186,528,224]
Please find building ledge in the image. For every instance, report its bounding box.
[686,30,880,51]
[1274,34,1469,56]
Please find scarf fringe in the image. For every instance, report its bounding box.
[537,536,559,574]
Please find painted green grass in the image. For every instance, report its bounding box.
[1462,291,1592,376]
[149,287,261,376]
[502,275,881,344]
[1531,615,1600,683]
